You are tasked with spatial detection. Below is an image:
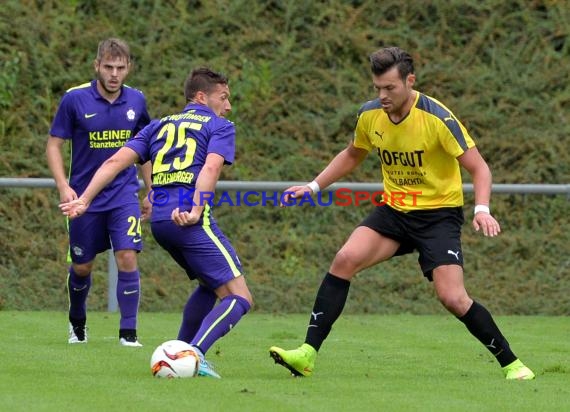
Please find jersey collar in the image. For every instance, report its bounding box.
[90,79,127,104]
[182,102,215,115]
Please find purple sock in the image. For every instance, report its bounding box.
[116,270,140,330]
[190,294,251,354]
[178,285,217,342]
[67,267,91,321]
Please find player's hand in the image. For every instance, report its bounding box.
[141,194,153,221]
[59,198,89,219]
[58,185,78,203]
[280,185,314,207]
[171,207,201,226]
[472,212,501,237]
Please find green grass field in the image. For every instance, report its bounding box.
[1,312,567,412]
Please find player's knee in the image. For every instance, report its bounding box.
[437,292,470,316]
[115,250,138,271]
[72,262,93,276]
[330,249,360,277]
[241,294,253,312]
[241,290,253,308]
[218,278,253,307]
[233,285,253,308]
[225,293,252,314]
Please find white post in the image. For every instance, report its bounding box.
[107,249,118,312]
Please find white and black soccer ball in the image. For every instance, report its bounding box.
[150,340,199,378]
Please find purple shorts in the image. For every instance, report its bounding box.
[151,219,242,290]
[68,204,143,263]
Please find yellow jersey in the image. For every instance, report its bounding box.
[353,92,475,212]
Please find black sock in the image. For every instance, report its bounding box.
[69,316,86,328]
[305,272,351,351]
[458,301,517,367]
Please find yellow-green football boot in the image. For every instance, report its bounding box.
[269,343,317,377]
[503,359,535,380]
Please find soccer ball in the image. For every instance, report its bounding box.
[150,340,199,378]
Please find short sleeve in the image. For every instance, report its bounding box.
[49,93,75,139]
[207,120,236,165]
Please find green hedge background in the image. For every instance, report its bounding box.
[0,0,568,314]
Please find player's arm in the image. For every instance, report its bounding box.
[138,160,153,220]
[313,142,368,189]
[171,153,225,226]
[60,147,141,218]
[282,142,368,202]
[46,136,77,203]
[139,161,153,191]
[457,146,500,237]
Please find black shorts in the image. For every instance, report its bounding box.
[358,205,464,280]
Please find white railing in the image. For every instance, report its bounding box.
[2,177,570,194]
[2,177,569,311]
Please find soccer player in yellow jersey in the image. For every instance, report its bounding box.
[269,47,534,380]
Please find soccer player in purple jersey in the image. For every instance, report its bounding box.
[46,38,151,347]
[59,68,253,378]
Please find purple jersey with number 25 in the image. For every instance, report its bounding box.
[126,103,235,222]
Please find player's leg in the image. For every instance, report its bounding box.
[150,221,219,343]
[152,216,250,378]
[307,227,400,349]
[109,205,143,347]
[190,276,252,354]
[417,207,534,380]
[432,265,535,379]
[177,284,217,342]
[67,261,93,343]
[67,213,108,343]
[114,249,142,346]
[433,264,512,357]
[184,221,252,377]
[187,278,250,379]
[270,222,400,377]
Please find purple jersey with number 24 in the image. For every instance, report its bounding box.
[50,80,150,212]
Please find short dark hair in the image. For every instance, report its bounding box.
[184,68,229,101]
[96,38,131,63]
[369,47,414,80]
